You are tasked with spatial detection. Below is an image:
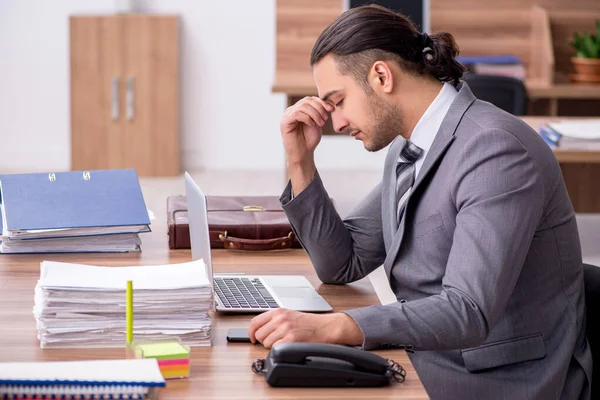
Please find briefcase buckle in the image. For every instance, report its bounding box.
[243,205,263,212]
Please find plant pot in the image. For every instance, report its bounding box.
[571,57,600,79]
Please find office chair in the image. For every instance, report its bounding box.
[583,263,600,396]
[462,73,528,116]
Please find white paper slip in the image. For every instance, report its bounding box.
[548,120,600,140]
[39,259,210,289]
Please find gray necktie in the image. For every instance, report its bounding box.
[396,140,422,225]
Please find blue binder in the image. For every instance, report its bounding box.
[0,169,150,237]
[538,127,558,149]
[457,55,522,65]
[539,125,562,144]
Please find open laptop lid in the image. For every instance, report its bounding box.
[184,172,214,297]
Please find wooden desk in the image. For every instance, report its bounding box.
[527,82,600,101]
[522,117,600,212]
[526,80,600,116]
[0,223,428,398]
[522,117,600,163]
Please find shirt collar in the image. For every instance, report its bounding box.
[408,82,458,154]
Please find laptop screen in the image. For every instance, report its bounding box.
[184,172,214,287]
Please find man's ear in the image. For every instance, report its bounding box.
[369,61,394,94]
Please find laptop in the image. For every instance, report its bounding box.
[184,172,332,313]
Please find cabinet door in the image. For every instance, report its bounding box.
[70,16,124,171]
[122,15,180,176]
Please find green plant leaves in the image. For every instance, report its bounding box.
[571,19,600,58]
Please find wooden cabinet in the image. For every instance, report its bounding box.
[70,15,179,176]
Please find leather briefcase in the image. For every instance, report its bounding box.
[167,195,302,251]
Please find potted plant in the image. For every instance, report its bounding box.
[570,19,600,83]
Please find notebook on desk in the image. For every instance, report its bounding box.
[184,172,332,313]
[0,359,165,399]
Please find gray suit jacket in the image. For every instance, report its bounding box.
[280,83,592,399]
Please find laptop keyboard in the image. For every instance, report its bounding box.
[214,277,280,309]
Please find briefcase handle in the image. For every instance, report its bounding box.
[218,231,296,251]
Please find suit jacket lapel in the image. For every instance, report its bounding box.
[382,136,406,250]
[383,82,477,281]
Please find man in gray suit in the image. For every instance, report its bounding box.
[248,5,591,399]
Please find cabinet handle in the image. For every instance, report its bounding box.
[126,76,135,121]
[111,77,119,120]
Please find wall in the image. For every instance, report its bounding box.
[0,0,386,173]
[0,0,115,173]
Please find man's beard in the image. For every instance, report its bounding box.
[363,93,404,152]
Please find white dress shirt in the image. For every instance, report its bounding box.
[395,82,458,220]
[408,82,459,179]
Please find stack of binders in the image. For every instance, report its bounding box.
[457,55,526,80]
[0,169,150,253]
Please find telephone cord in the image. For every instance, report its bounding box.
[386,359,407,383]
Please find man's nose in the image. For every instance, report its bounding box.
[331,113,349,133]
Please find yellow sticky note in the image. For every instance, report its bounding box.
[136,341,190,360]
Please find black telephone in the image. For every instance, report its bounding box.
[252,342,406,387]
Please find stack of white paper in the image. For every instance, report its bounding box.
[548,120,600,140]
[34,260,213,348]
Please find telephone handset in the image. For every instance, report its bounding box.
[252,342,406,387]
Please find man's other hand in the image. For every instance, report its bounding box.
[247,308,364,348]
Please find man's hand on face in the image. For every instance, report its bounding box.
[280,96,334,166]
[247,308,364,349]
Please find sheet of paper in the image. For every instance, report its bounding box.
[548,120,600,140]
[39,259,210,289]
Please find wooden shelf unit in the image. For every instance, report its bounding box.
[273,1,600,117]
[70,14,180,177]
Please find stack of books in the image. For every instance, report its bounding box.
[0,169,150,253]
[0,359,165,399]
[538,119,600,150]
[458,55,526,80]
[34,259,213,349]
